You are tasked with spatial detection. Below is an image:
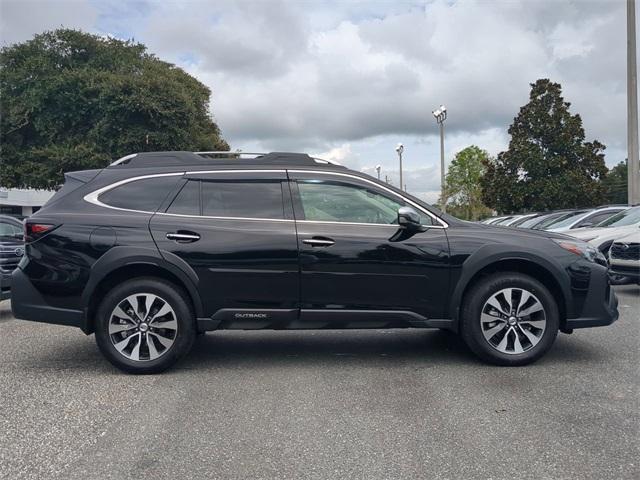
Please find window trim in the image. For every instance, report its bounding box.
[84,168,448,228]
[288,170,448,228]
[85,170,291,221]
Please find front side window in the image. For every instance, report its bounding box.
[99,176,180,212]
[297,180,431,225]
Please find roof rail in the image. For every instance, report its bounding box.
[108,151,345,169]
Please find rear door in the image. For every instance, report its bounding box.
[149,170,300,327]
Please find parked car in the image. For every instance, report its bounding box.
[546,206,628,233]
[608,231,640,285]
[11,151,618,373]
[0,215,25,301]
[505,213,540,227]
[483,216,511,225]
[568,206,640,254]
[517,210,579,230]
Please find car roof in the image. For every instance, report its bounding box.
[107,151,347,170]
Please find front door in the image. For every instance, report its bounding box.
[289,170,450,327]
[150,170,299,328]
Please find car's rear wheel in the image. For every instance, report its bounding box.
[461,272,559,366]
[95,277,195,374]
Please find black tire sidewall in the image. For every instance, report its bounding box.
[461,273,559,366]
[95,278,195,374]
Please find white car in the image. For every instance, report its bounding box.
[567,206,640,253]
[546,206,628,233]
[608,231,640,285]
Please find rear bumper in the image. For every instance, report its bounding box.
[565,267,619,329]
[10,268,85,330]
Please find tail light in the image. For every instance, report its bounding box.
[24,222,57,243]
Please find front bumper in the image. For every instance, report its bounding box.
[565,265,619,329]
[0,270,12,301]
[10,268,84,329]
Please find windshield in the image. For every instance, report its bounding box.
[546,210,593,229]
[0,220,23,241]
[596,206,640,227]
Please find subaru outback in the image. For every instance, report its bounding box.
[11,151,618,373]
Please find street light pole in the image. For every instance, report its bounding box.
[375,165,381,180]
[628,0,640,204]
[395,144,404,190]
[432,105,447,212]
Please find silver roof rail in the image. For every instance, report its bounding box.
[195,151,267,157]
[312,157,342,166]
[109,153,138,166]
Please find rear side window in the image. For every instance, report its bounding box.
[99,176,180,212]
[201,181,285,219]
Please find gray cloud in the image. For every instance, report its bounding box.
[0,0,632,168]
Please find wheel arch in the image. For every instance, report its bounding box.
[450,248,572,330]
[81,247,203,334]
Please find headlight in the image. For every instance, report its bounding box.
[552,238,604,263]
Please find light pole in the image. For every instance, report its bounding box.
[375,164,381,180]
[395,143,404,190]
[432,105,447,212]
[628,0,640,204]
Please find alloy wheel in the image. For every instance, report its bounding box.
[108,293,178,361]
[480,288,546,355]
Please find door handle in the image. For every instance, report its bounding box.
[302,237,335,247]
[166,231,200,243]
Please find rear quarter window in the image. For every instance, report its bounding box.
[99,176,181,212]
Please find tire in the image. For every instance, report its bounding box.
[95,277,196,374]
[460,272,559,366]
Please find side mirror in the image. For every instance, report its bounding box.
[398,206,422,230]
[579,222,593,228]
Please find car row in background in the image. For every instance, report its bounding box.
[483,205,640,284]
[0,215,25,301]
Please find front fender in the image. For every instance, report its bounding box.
[448,243,572,323]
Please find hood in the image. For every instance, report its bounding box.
[476,222,575,242]
[566,225,640,247]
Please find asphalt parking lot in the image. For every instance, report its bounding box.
[0,286,638,480]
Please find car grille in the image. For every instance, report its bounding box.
[610,242,640,261]
[0,246,23,273]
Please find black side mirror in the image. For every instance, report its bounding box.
[398,206,422,230]
[390,207,427,242]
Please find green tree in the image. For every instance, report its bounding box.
[0,29,228,189]
[481,79,607,213]
[601,160,628,204]
[442,145,493,220]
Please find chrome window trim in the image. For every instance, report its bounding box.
[289,169,448,228]
[84,172,185,213]
[155,212,294,223]
[84,169,287,216]
[84,168,448,228]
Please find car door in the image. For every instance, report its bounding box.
[288,170,451,328]
[149,169,300,328]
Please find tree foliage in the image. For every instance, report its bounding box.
[602,160,628,204]
[442,145,493,220]
[481,79,607,213]
[1,29,228,189]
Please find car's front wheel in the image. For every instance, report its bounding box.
[461,272,559,366]
[95,277,195,374]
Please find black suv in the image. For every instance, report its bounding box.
[11,151,618,373]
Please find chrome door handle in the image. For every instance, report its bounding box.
[166,232,200,242]
[302,238,335,247]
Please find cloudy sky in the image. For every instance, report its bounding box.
[0,0,633,202]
